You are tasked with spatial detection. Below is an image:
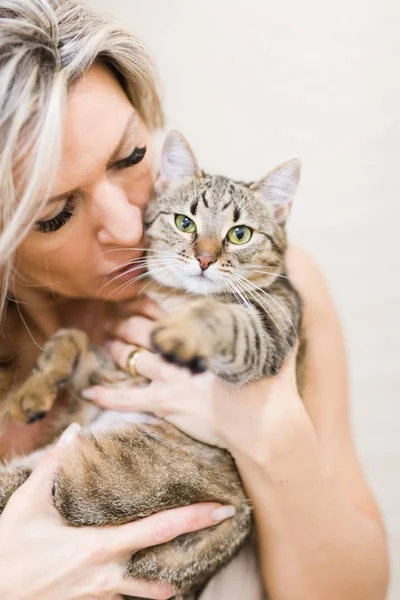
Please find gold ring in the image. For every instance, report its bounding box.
[125,347,143,377]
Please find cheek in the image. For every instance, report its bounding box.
[15,232,95,283]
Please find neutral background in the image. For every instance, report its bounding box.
[92,1,400,596]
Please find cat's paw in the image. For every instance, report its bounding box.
[151,316,210,374]
[9,378,58,425]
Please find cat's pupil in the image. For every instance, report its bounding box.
[235,227,244,240]
[182,217,191,229]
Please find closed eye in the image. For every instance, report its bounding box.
[113,146,147,170]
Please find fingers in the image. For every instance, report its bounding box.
[82,384,157,412]
[106,340,153,373]
[82,352,184,413]
[107,315,154,348]
[106,342,179,382]
[116,578,175,600]
[118,296,166,321]
[101,502,236,556]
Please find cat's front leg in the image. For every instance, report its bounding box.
[151,299,274,384]
[9,329,96,424]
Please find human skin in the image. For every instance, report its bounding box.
[2,62,389,599]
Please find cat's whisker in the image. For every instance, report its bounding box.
[104,256,159,273]
[104,257,174,278]
[140,265,181,296]
[224,276,252,309]
[218,276,233,303]
[99,259,176,292]
[104,265,175,301]
[125,263,180,293]
[236,274,298,340]
[231,275,288,342]
[105,272,151,301]
[220,278,241,308]
[99,255,176,285]
[103,247,179,257]
[244,267,290,281]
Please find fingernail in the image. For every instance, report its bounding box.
[211,505,236,522]
[81,388,95,400]
[57,423,81,447]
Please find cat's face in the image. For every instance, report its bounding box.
[144,131,300,296]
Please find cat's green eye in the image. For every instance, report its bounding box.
[227,226,253,245]
[175,214,196,233]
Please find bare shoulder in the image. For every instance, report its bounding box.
[285,244,332,306]
[286,245,383,525]
[285,245,347,423]
[285,245,347,400]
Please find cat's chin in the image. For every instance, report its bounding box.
[182,275,228,296]
[151,271,228,296]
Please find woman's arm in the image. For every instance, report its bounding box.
[226,247,388,600]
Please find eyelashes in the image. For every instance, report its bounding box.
[35,145,147,234]
[114,146,147,170]
[35,199,75,234]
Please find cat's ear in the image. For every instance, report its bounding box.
[155,130,201,194]
[251,159,301,223]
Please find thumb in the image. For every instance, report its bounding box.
[21,423,81,504]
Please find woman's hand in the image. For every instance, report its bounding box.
[83,304,301,451]
[0,425,235,600]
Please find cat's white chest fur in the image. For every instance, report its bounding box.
[88,410,158,434]
[146,289,189,313]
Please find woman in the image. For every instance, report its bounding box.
[0,1,389,599]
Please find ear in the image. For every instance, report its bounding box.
[251,159,301,223]
[155,130,201,194]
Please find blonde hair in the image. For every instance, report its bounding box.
[0,0,163,319]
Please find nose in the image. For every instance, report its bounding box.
[95,180,143,247]
[197,254,216,271]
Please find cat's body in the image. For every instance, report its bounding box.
[0,132,303,599]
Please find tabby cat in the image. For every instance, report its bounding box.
[0,131,303,600]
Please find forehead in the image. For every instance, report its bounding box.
[200,175,248,208]
[177,175,275,234]
[182,175,250,216]
[185,175,257,225]
[50,62,136,197]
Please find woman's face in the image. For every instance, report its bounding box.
[15,62,155,302]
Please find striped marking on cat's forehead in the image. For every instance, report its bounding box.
[193,174,248,222]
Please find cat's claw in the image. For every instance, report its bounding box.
[10,386,57,425]
[151,326,210,374]
[25,410,48,424]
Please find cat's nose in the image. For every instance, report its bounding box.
[197,254,216,271]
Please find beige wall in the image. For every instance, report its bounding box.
[92,1,400,596]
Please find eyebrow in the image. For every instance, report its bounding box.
[46,111,138,205]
